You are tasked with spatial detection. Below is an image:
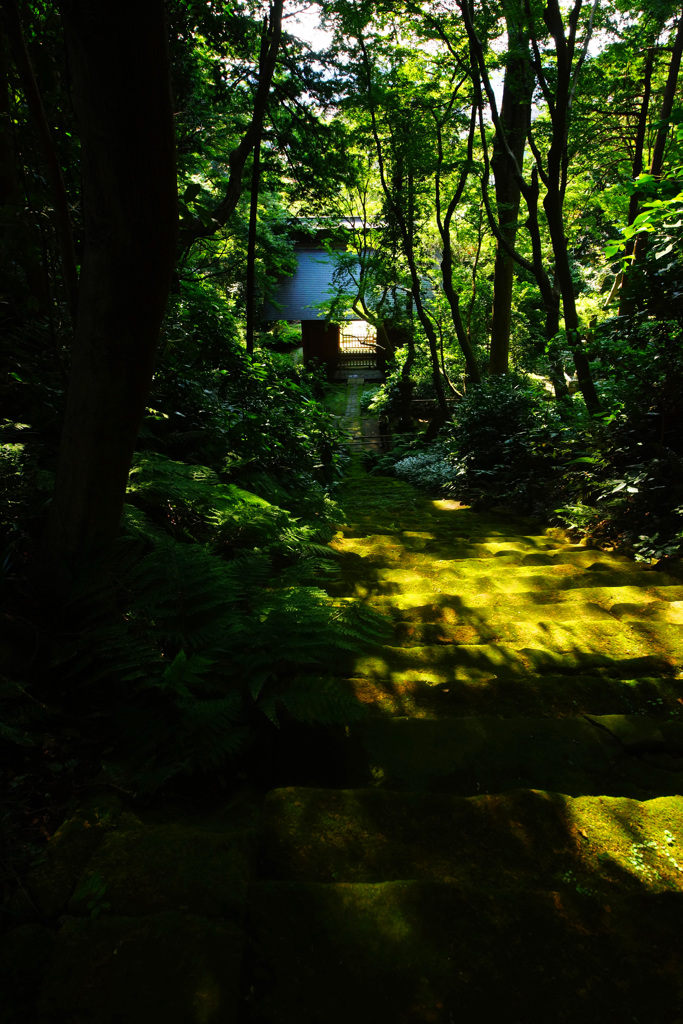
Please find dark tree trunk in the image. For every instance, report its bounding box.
[359,35,450,424]
[400,294,417,379]
[539,0,601,414]
[179,0,282,255]
[543,182,600,413]
[435,105,481,385]
[489,21,531,375]
[245,133,261,355]
[44,0,177,574]
[2,0,78,321]
[617,46,655,315]
[624,12,683,310]
[0,22,49,313]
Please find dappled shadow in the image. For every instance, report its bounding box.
[326,479,683,713]
[250,785,683,1023]
[244,469,683,1022]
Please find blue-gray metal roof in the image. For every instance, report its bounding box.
[262,248,355,322]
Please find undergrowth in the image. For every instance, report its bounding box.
[1,452,387,806]
[380,365,683,564]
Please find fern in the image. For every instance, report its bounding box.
[127,452,270,520]
[157,649,218,696]
[0,677,45,745]
[124,536,247,653]
[126,452,340,571]
[35,469,389,794]
[175,692,249,770]
[277,675,366,726]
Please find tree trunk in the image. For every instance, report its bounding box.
[539,0,601,414]
[489,21,531,374]
[624,11,683,309]
[179,0,282,254]
[435,106,481,384]
[616,46,654,315]
[543,183,601,413]
[2,0,78,322]
[44,0,177,575]
[440,237,481,383]
[245,133,261,355]
[0,22,49,314]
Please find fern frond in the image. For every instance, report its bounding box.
[128,452,271,519]
[256,693,279,727]
[175,692,249,770]
[131,538,247,653]
[278,675,366,726]
[0,676,45,745]
[156,649,217,696]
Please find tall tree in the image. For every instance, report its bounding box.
[620,7,683,313]
[488,5,532,374]
[463,0,601,411]
[177,0,283,256]
[44,0,177,573]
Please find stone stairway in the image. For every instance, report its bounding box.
[4,383,683,1023]
[244,470,683,1024]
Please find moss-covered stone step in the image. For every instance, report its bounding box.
[330,566,683,600]
[245,879,683,1024]
[347,714,683,798]
[2,795,261,1022]
[24,913,245,1024]
[262,787,683,894]
[383,616,683,656]
[332,535,570,563]
[360,583,683,619]
[14,793,260,922]
[334,532,634,569]
[344,640,677,683]
[344,670,683,720]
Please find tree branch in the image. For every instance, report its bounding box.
[179,0,283,252]
[2,0,78,322]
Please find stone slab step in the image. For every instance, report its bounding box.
[384,617,682,656]
[345,641,676,682]
[262,787,683,893]
[357,584,683,619]
[26,913,245,1024]
[334,533,635,569]
[329,566,683,598]
[347,714,683,798]
[245,880,683,1024]
[344,671,683,720]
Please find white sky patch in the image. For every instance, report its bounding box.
[286,2,334,50]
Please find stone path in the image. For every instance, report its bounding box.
[340,373,385,453]
[3,379,683,1023]
[246,380,683,1023]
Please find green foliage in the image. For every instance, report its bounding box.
[71,871,111,919]
[93,527,382,793]
[447,375,545,470]
[393,442,458,491]
[0,447,386,797]
[368,350,462,420]
[425,374,558,508]
[0,678,45,747]
[147,314,347,492]
[386,342,683,562]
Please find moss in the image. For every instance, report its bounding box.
[246,880,683,1023]
[0,924,56,1019]
[20,796,124,919]
[68,820,253,921]
[262,786,683,895]
[34,913,244,1024]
